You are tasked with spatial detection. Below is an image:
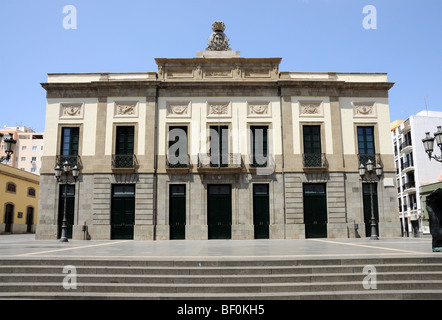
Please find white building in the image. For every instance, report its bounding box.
[0,126,44,175]
[391,110,442,236]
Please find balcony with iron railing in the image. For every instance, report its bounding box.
[249,154,276,175]
[111,154,138,172]
[197,153,244,174]
[403,181,416,193]
[401,159,414,173]
[166,154,191,173]
[400,139,413,154]
[302,153,328,172]
[358,153,382,168]
[56,155,81,169]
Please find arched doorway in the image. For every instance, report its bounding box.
[26,207,34,233]
[4,203,14,233]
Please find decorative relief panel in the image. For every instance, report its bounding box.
[247,102,271,117]
[166,101,191,117]
[205,69,232,78]
[299,101,323,117]
[114,101,138,118]
[207,101,231,118]
[167,69,193,78]
[352,102,376,117]
[244,69,270,78]
[60,103,84,119]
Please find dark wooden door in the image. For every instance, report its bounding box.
[253,184,270,239]
[111,184,135,240]
[4,204,13,233]
[26,207,34,233]
[208,184,232,239]
[169,184,186,240]
[304,183,327,238]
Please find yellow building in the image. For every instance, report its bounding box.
[0,163,39,234]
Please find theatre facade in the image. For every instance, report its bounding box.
[36,22,400,241]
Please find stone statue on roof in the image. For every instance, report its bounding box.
[206,21,231,51]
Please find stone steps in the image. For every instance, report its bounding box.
[2,271,442,283]
[1,257,442,299]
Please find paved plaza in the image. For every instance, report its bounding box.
[0,234,436,261]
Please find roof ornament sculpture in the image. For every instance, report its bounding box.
[206,21,231,51]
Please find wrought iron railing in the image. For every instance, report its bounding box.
[404,181,416,190]
[198,153,243,170]
[401,160,414,170]
[249,154,275,168]
[249,154,275,175]
[303,153,328,168]
[400,139,412,150]
[56,155,81,168]
[358,153,382,167]
[166,154,190,169]
[112,154,137,169]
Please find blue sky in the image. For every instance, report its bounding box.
[0,0,441,133]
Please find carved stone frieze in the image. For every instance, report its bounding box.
[299,101,323,117]
[244,69,270,78]
[205,69,232,78]
[114,101,138,118]
[60,103,83,119]
[207,101,231,117]
[166,101,191,117]
[353,102,376,117]
[168,69,193,78]
[248,102,271,117]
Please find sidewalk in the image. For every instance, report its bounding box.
[0,234,436,261]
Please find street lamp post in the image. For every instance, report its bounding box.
[422,126,442,163]
[359,159,383,240]
[55,161,80,242]
[0,133,17,163]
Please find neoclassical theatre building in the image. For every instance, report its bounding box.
[36,22,400,240]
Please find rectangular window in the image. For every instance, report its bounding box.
[21,157,26,162]
[61,127,79,156]
[113,126,135,169]
[250,126,268,167]
[210,125,229,167]
[303,125,322,167]
[357,126,375,155]
[357,126,375,165]
[168,126,188,168]
[115,126,134,155]
[32,146,37,151]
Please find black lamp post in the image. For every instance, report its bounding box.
[422,126,442,162]
[359,159,383,240]
[0,133,17,163]
[55,161,80,242]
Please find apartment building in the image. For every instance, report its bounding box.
[391,110,442,236]
[0,126,44,175]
